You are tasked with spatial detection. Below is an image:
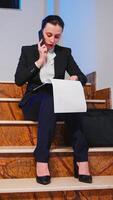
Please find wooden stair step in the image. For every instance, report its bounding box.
[0,81,91,85]
[86,99,106,103]
[0,176,113,193]
[0,82,92,99]
[0,98,21,101]
[0,82,26,98]
[0,147,112,180]
[0,120,112,147]
[0,98,107,120]
[0,120,66,146]
[0,120,63,124]
[0,146,113,154]
[0,97,106,103]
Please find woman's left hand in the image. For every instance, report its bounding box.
[69,75,78,81]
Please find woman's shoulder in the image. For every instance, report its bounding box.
[55,45,71,54]
[21,44,37,51]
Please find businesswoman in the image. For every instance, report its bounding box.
[15,15,92,185]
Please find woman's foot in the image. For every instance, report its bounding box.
[74,161,92,183]
[36,162,51,185]
[36,162,50,176]
[77,161,90,175]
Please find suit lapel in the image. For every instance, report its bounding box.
[54,45,61,78]
[32,44,39,60]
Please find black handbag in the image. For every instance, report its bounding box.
[82,109,113,147]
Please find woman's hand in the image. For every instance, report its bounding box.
[69,75,78,81]
[35,40,48,68]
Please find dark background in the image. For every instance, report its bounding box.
[0,0,20,9]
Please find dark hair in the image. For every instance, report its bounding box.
[41,15,64,30]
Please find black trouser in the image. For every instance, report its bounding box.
[22,85,88,163]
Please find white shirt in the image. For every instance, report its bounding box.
[39,49,56,83]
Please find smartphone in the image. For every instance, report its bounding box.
[38,30,45,46]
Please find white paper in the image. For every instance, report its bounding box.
[51,79,87,113]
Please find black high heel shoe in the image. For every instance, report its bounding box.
[36,175,51,185]
[74,163,92,183]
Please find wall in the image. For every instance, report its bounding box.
[58,0,113,106]
[0,0,46,81]
[58,0,96,75]
[96,0,113,105]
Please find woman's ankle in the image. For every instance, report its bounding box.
[77,161,90,175]
[36,162,50,176]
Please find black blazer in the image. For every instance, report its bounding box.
[15,44,87,106]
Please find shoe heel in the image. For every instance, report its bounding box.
[74,163,78,178]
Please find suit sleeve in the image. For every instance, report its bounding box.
[66,49,87,86]
[15,46,40,86]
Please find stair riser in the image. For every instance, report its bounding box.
[84,84,94,99]
[0,153,113,179]
[0,101,107,120]
[0,83,91,98]
[0,190,113,200]
[0,102,24,120]
[87,102,107,109]
[0,124,67,146]
[0,154,73,178]
[0,83,26,98]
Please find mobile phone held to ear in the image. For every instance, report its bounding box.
[38,30,45,46]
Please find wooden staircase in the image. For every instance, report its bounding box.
[0,72,113,199]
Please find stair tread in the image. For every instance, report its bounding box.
[0,176,113,193]
[0,120,64,124]
[0,98,106,103]
[0,146,113,153]
[86,99,106,103]
[0,81,91,85]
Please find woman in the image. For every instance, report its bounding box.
[15,15,92,185]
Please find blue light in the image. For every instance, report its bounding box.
[47,0,54,15]
[19,0,21,9]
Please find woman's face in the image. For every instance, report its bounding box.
[43,22,63,49]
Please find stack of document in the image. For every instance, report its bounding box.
[51,79,87,113]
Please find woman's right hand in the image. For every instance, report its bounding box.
[35,40,48,68]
